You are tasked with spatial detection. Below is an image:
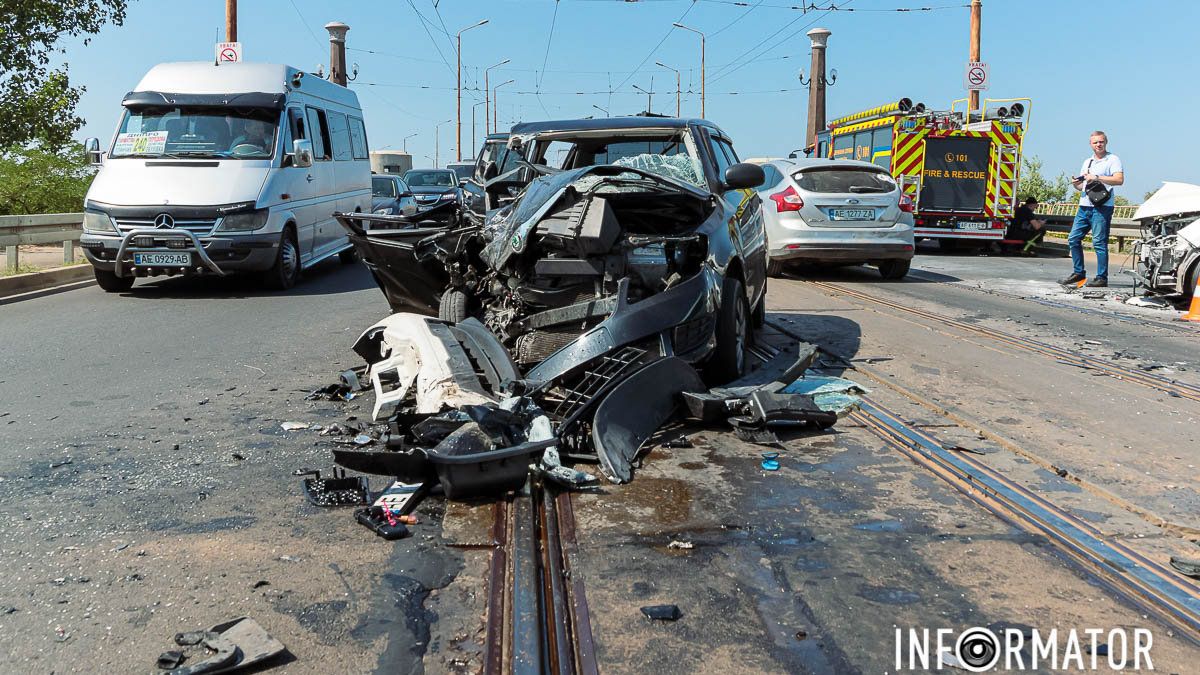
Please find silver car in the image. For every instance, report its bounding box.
[755,158,915,279]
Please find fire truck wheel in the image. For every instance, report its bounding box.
[878,259,911,280]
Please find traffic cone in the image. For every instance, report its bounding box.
[1181,294,1200,322]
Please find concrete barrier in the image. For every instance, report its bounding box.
[0,264,94,301]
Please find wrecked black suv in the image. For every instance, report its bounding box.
[336,116,768,381]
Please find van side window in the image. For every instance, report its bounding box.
[305,107,331,160]
[348,117,368,159]
[326,111,352,161]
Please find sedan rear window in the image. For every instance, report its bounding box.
[794,168,895,194]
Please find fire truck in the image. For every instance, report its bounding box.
[813,97,1029,244]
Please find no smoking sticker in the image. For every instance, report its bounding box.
[215,41,242,63]
[964,61,989,91]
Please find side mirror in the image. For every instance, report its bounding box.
[84,137,103,166]
[398,191,413,198]
[292,139,314,168]
[723,162,765,191]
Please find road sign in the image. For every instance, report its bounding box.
[215,42,242,64]
[964,61,989,91]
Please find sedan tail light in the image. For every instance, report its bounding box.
[769,186,804,212]
[899,194,915,213]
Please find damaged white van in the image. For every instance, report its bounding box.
[80,62,370,291]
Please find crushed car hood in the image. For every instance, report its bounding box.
[1136,182,1200,247]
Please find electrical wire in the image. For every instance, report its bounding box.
[611,0,698,94]
[537,0,562,89]
[708,0,849,84]
[404,0,456,77]
[709,0,765,37]
[287,0,325,56]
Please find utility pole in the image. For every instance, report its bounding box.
[969,0,982,114]
[493,80,513,134]
[435,119,451,167]
[472,100,486,157]
[632,84,653,116]
[225,0,237,42]
[456,20,488,162]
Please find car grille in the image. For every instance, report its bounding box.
[113,217,218,237]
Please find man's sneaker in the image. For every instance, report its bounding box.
[1085,277,1108,288]
[1058,272,1086,285]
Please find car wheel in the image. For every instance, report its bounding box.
[438,288,469,323]
[94,268,134,293]
[766,257,786,277]
[338,247,359,265]
[709,276,750,383]
[878,259,911,280]
[263,230,300,290]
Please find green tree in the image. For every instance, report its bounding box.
[1017,155,1074,203]
[0,143,96,215]
[0,1,129,150]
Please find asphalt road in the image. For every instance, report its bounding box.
[1,251,1198,673]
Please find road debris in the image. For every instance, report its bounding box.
[640,604,682,621]
[1169,556,1200,578]
[280,422,309,432]
[156,617,285,674]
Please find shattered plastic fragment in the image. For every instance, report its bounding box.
[280,422,309,431]
[640,604,682,621]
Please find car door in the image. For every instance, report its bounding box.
[706,131,767,305]
[283,107,317,258]
[304,106,335,258]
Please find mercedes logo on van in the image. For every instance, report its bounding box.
[153,213,175,229]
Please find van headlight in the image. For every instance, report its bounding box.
[216,209,269,232]
[83,210,117,234]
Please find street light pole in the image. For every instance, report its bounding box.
[673,23,705,118]
[456,19,488,162]
[493,79,514,133]
[472,100,486,157]
[434,118,451,167]
[655,61,680,117]
[591,104,609,118]
[225,0,237,42]
[485,59,510,135]
[403,132,417,153]
[632,84,653,116]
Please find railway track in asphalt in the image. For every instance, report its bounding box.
[803,280,1200,403]
[485,482,598,675]
[906,269,1200,336]
[745,339,1200,643]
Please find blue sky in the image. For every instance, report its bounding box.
[59,0,1198,200]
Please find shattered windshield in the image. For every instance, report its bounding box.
[111,106,279,159]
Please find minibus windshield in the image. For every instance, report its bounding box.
[111,106,279,159]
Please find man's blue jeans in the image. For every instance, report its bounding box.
[1069,204,1114,279]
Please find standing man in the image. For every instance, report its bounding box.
[1060,131,1124,287]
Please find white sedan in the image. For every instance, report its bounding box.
[754,158,915,279]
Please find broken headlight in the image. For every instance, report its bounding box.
[216,209,269,232]
[83,210,117,234]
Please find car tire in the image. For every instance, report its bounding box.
[878,259,910,280]
[766,257,786,277]
[263,230,300,290]
[338,247,359,265]
[709,276,750,383]
[438,288,469,323]
[94,268,134,293]
[751,282,767,329]
[1186,260,1200,299]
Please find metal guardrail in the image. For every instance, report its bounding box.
[1037,202,1139,220]
[0,212,84,272]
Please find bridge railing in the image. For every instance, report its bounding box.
[0,213,84,272]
